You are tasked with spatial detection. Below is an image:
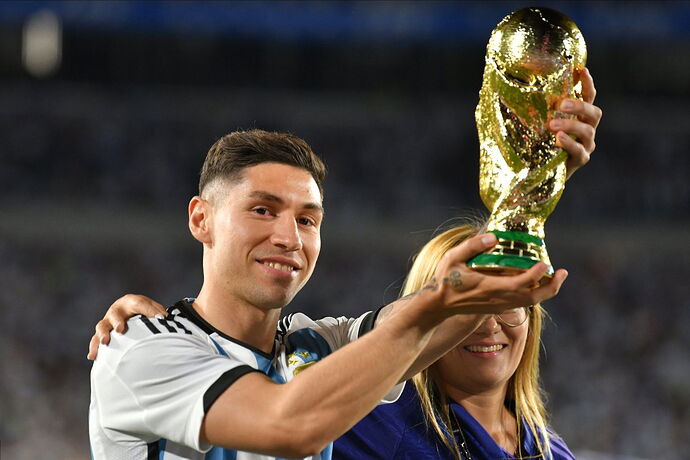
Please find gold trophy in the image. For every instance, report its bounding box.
[467,7,587,277]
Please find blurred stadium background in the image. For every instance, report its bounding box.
[1,1,688,459]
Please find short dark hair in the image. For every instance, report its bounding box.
[199,129,327,197]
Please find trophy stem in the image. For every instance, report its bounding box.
[467,230,554,277]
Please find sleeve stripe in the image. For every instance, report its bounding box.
[203,365,260,413]
[140,316,161,335]
[357,306,384,338]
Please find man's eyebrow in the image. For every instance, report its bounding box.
[304,202,325,215]
[249,190,324,214]
[249,191,284,204]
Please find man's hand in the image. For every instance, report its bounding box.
[550,67,603,180]
[411,233,568,317]
[87,294,166,360]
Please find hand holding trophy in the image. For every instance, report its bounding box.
[468,7,587,278]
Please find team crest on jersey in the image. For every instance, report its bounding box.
[287,348,319,375]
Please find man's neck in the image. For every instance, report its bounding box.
[193,287,282,355]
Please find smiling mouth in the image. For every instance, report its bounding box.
[465,344,506,353]
[260,261,297,273]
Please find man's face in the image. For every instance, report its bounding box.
[204,162,323,311]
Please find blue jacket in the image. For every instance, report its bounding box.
[333,383,576,459]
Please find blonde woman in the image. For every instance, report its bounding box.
[333,224,575,460]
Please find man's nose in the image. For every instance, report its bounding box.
[270,215,302,251]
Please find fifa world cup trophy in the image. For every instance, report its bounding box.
[467,7,587,277]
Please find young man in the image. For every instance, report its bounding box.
[88,130,571,460]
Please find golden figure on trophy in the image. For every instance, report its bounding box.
[468,7,587,277]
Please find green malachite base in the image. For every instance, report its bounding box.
[467,230,554,277]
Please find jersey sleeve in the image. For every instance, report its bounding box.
[284,308,404,403]
[304,307,382,349]
[91,321,257,452]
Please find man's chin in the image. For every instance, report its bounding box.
[252,291,297,312]
[245,278,306,311]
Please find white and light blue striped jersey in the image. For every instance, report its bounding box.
[89,298,402,460]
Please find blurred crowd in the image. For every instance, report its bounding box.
[2,78,688,459]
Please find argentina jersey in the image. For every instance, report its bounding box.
[89,298,396,460]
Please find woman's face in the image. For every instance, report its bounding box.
[433,314,529,397]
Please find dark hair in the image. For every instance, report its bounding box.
[199,129,327,197]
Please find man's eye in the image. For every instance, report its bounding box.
[297,217,314,226]
[254,207,269,215]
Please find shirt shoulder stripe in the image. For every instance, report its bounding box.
[156,318,178,333]
[169,318,192,334]
[139,316,161,335]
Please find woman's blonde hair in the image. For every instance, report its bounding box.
[406,224,552,459]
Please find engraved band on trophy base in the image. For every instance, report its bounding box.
[467,230,553,277]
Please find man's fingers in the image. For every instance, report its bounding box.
[556,99,602,129]
[87,334,100,360]
[118,294,167,319]
[551,71,601,182]
[103,294,167,333]
[531,268,568,302]
[87,294,167,360]
[103,310,126,335]
[490,263,565,304]
[142,299,167,319]
[445,233,497,264]
[578,68,597,104]
[559,135,590,170]
[552,119,596,154]
[95,319,113,344]
[553,118,596,151]
[102,310,123,333]
[489,266,567,312]
[564,147,590,180]
[510,262,550,289]
[87,319,112,360]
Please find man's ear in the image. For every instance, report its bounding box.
[189,196,213,245]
